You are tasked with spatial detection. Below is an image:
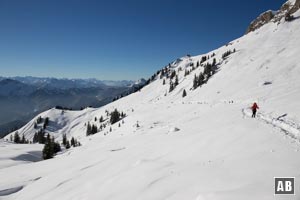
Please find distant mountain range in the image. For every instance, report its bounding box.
[0,76,135,89]
[0,76,146,137]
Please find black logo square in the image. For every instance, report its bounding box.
[275,177,295,195]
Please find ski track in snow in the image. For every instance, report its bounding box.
[152,99,300,143]
[242,108,300,142]
[170,99,300,143]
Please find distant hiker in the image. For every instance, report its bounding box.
[251,102,259,118]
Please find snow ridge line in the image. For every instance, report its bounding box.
[242,108,300,142]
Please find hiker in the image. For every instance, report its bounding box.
[251,102,259,118]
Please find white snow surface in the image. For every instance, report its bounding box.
[1,9,300,200]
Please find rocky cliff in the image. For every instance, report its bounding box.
[246,0,300,34]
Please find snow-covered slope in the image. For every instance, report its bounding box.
[1,3,300,200]
[0,140,42,170]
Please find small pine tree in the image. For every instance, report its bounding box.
[163,79,166,85]
[33,132,38,143]
[43,117,49,129]
[37,129,45,144]
[121,112,125,118]
[110,109,121,124]
[62,134,67,146]
[212,58,216,66]
[169,81,174,92]
[21,134,25,144]
[86,122,92,136]
[109,127,112,132]
[71,137,75,147]
[91,124,98,134]
[65,141,71,149]
[42,134,54,160]
[204,63,212,77]
[193,74,198,89]
[94,117,97,122]
[198,73,205,86]
[182,89,187,97]
[174,75,179,86]
[170,71,176,79]
[53,142,61,154]
[200,56,207,64]
[99,116,104,123]
[14,132,20,144]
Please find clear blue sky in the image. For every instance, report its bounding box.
[0,0,286,80]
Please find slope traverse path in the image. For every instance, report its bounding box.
[242,108,300,142]
[165,99,300,143]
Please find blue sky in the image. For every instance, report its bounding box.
[0,0,286,80]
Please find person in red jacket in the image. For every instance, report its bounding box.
[251,102,259,118]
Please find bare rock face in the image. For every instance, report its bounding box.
[246,10,275,34]
[289,0,300,14]
[245,0,300,34]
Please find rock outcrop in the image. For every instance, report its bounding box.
[289,0,300,14]
[245,0,300,34]
[246,10,275,34]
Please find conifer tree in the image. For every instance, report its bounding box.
[198,73,205,86]
[43,117,49,129]
[21,134,25,144]
[193,74,198,89]
[37,129,45,144]
[169,81,174,92]
[86,122,92,136]
[204,63,212,77]
[53,141,61,153]
[170,71,176,80]
[62,134,67,146]
[174,75,179,86]
[33,132,38,143]
[36,116,43,124]
[91,124,97,134]
[200,56,207,63]
[110,109,121,124]
[99,116,104,123]
[14,132,20,144]
[42,134,54,160]
[65,141,71,149]
[212,58,216,66]
[182,89,187,97]
[71,137,75,147]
